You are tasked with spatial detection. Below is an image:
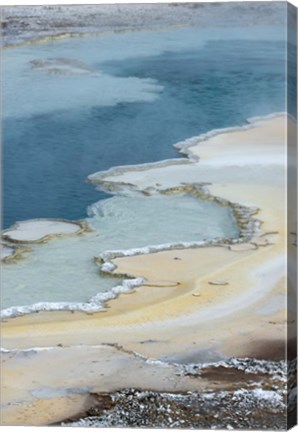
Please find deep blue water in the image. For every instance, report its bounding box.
[3,37,286,228]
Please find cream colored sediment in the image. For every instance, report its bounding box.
[1,115,293,425]
[1,342,267,426]
[1,219,91,245]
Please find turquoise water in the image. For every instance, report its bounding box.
[3,25,286,228]
[1,194,239,309]
[1,24,289,312]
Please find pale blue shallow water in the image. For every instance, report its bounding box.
[1,22,291,311]
[2,25,286,228]
[1,194,239,309]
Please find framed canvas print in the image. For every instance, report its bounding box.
[0,1,297,429]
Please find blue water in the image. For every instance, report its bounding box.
[3,26,286,228]
[2,194,239,309]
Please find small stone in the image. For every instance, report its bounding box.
[208,280,229,286]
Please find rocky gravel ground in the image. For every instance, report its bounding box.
[1,2,285,47]
[61,387,287,430]
[59,359,296,429]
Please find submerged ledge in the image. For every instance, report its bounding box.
[87,158,191,195]
[0,242,32,264]
[1,113,285,318]
[1,218,92,265]
[0,183,256,319]
[96,184,260,278]
[88,111,286,191]
[2,218,91,244]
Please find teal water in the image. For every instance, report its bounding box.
[1,194,239,309]
[3,25,286,228]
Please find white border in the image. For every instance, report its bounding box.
[0,1,297,432]
[0,0,297,6]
